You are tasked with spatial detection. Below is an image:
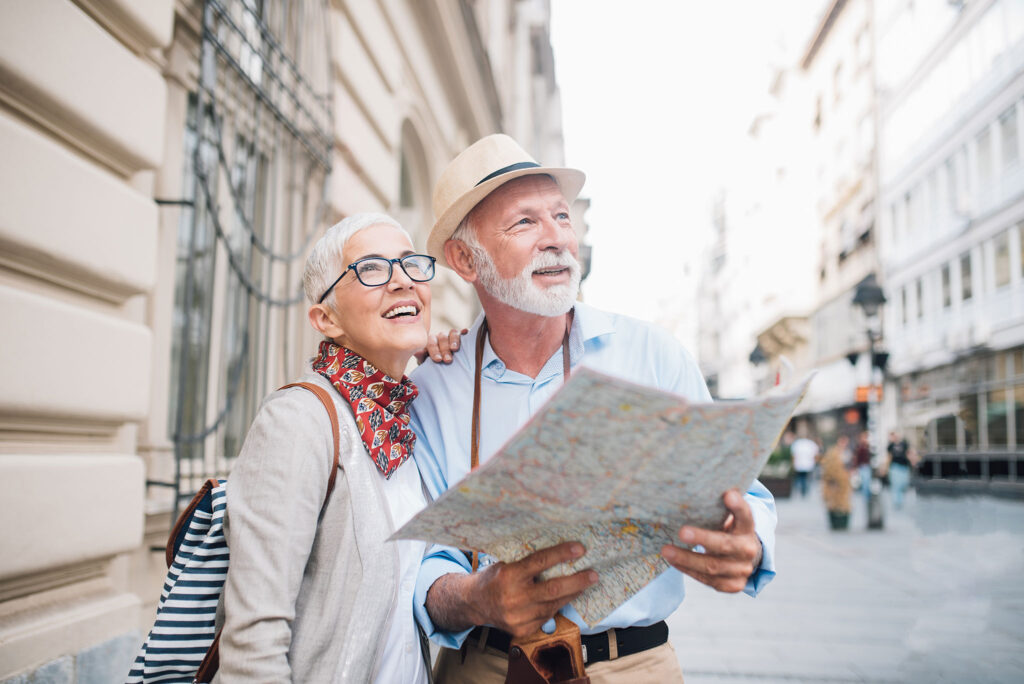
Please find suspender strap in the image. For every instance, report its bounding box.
[469,316,571,571]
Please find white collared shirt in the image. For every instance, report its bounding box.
[372,457,428,684]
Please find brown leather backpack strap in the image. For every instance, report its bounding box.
[279,382,341,505]
[194,632,220,683]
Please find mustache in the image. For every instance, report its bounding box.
[527,250,580,273]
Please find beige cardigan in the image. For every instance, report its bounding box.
[213,369,426,682]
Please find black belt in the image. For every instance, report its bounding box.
[468,621,668,665]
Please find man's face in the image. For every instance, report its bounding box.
[465,175,581,316]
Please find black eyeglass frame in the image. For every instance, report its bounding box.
[317,254,436,303]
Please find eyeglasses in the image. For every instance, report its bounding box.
[317,254,436,302]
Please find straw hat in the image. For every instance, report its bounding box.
[427,134,586,268]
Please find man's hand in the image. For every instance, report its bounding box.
[414,328,469,365]
[660,488,762,593]
[425,542,598,639]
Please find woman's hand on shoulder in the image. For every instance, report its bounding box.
[415,328,468,365]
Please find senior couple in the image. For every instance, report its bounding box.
[214,134,777,683]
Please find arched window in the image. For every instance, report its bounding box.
[394,119,432,249]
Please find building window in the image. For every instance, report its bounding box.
[987,388,1008,447]
[901,286,908,326]
[944,154,959,213]
[165,0,333,517]
[916,278,924,320]
[1001,105,1019,169]
[960,394,978,448]
[995,230,1011,288]
[1020,221,1024,278]
[926,169,939,226]
[961,252,973,301]
[168,96,218,460]
[941,264,951,308]
[1016,383,1024,447]
[976,125,993,187]
[935,415,957,448]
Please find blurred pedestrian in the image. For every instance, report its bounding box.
[790,434,819,498]
[821,435,853,529]
[853,431,872,499]
[886,431,917,509]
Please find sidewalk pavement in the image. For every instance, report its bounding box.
[667,482,1024,683]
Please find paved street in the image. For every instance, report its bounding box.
[667,483,1024,683]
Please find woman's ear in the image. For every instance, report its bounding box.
[444,239,477,283]
[308,303,345,340]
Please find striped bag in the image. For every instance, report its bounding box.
[126,382,340,683]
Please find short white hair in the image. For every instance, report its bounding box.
[303,212,409,305]
[449,214,481,262]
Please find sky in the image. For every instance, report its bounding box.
[550,1,827,328]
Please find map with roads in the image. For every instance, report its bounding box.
[393,367,812,625]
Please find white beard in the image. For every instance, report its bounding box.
[474,248,581,316]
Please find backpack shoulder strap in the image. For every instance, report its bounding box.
[278,382,341,506]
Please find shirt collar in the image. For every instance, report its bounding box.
[470,302,617,381]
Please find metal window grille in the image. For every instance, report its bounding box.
[158,0,333,522]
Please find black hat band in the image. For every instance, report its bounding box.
[476,161,541,186]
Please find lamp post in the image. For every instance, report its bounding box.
[852,273,887,530]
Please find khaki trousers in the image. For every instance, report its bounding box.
[433,640,684,684]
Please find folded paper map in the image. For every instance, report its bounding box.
[392,367,813,625]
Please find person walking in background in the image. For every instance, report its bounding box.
[790,434,820,498]
[853,431,872,500]
[821,435,853,528]
[886,431,917,509]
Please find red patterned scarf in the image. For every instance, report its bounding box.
[312,341,418,479]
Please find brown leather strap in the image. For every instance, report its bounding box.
[470,317,571,571]
[195,381,341,683]
[471,319,489,472]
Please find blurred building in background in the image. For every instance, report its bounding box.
[701,0,1024,486]
[0,0,575,679]
[877,0,1024,484]
[789,0,881,444]
[697,63,818,402]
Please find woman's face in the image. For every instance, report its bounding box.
[325,223,431,377]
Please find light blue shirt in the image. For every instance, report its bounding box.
[410,302,777,648]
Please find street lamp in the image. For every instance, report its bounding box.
[852,273,887,530]
[852,273,886,318]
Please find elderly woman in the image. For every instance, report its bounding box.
[215,213,435,682]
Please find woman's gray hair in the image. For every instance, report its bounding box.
[303,212,409,305]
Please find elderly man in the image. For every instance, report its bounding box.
[411,134,777,683]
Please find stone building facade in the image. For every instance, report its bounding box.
[0,0,572,679]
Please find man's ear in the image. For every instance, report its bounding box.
[308,303,345,340]
[444,239,477,283]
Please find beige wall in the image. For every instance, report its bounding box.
[0,0,568,678]
[0,0,171,676]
